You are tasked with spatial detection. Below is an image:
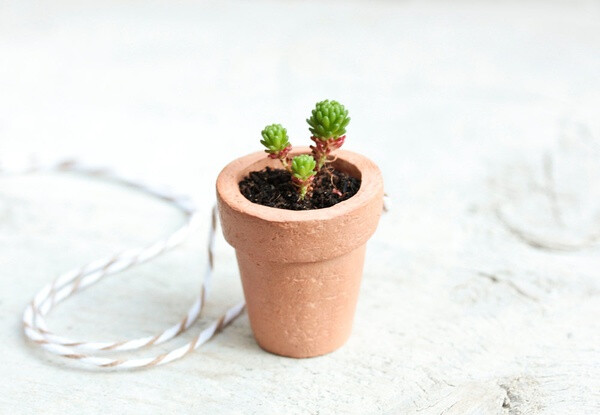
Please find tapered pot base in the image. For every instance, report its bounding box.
[237,244,366,358]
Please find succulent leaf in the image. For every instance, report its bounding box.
[260,124,290,153]
[291,154,317,181]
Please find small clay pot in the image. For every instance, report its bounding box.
[216,147,384,358]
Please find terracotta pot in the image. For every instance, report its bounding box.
[216,147,384,358]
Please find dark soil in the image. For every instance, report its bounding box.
[239,167,361,210]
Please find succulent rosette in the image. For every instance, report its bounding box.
[306,100,350,168]
[291,154,317,200]
[306,100,350,140]
[260,124,292,169]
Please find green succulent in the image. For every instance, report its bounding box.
[306,100,350,140]
[291,154,317,181]
[291,154,317,200]
[260,124,290,154]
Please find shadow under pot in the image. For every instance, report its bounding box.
[216,147,384,358]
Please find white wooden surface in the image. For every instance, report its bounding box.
[1,1,600,413]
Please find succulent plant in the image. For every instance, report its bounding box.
[306,100,350,141]
[261,124,292,170]
[291,154,317,200]
[261,124,290,153]
[259,99,350,198]
[307,100,349,169]
[291,154,316,181]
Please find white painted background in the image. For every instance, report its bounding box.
[1,1,599,413]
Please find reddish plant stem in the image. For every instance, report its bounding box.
[310,135,346,169]
[267,144,292,172]
[292,175,315,200]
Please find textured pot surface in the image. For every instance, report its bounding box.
[216,147,384,357]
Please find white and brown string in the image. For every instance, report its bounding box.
[2,158,245,369]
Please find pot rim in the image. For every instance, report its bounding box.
[217,147,383,223]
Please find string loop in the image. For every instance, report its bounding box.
[3,159,245,369]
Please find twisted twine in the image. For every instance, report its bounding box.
[2,158,245,369]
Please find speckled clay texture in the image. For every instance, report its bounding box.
[217,148,384,357]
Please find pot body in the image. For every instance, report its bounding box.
[216,147,383,358]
